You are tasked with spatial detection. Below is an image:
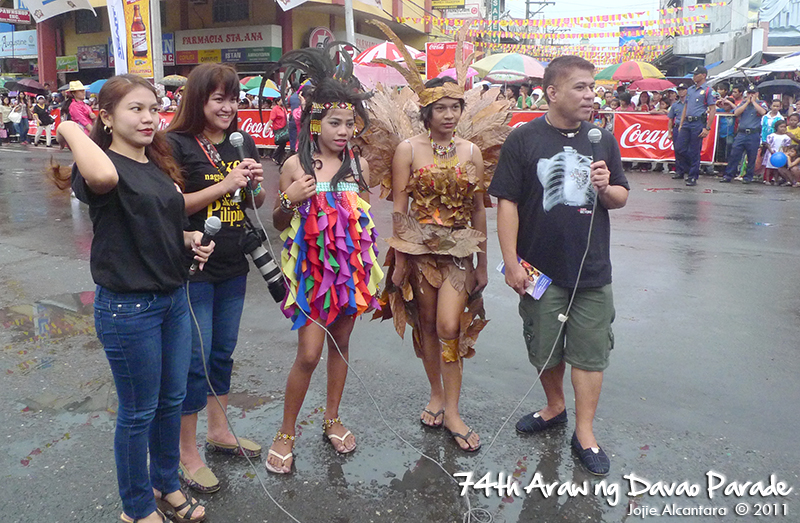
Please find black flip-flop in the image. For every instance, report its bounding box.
[447,427,481,452]
[420,407,445,428]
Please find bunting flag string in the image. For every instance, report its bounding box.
[436,24,703,40]
[473,41,670,63]
[395,2,726,27]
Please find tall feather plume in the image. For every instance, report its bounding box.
[453,21,474,90]
[366,20,425,95]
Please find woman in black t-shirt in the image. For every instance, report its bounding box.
[33,95,55,147]
[51,75,211,523]
[166,63,266,494]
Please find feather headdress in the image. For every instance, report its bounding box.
[262,44,373,191]
[354,21,514,200]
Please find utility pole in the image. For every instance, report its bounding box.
[345,0,355,45]
[524,0,554,49]
[525,0,554,20]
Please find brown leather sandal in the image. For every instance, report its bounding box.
[155,487,205,523]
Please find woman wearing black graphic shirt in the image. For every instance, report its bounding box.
[51,74,211,523]
[167,63,266,494]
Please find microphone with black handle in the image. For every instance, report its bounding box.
[229,132,249,203]
[189,216,222,276]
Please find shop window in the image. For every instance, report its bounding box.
[161,1,167,27]
[212,0,249,23]
[75,9,103,34]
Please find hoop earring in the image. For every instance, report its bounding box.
[104,125,112,134]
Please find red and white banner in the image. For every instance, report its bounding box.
[509,111,718,163]
[613,112,716,162]
[51,109,277,147]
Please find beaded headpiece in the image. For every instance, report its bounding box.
[367,20,478,107]
[261,44,372,192]
[310,101,355,135]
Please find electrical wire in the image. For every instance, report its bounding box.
[186,142,602,522]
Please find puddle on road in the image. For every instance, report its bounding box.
[0,291,95,346]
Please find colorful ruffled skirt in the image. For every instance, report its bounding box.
[280,187,383,330]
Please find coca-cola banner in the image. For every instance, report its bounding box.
[154,110,276,147]
[508,111,718,163]
[613,112,716,162]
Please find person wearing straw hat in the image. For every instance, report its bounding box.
[68,80,96,134]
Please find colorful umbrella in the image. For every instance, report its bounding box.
[246,86,281,98]
[595,61,664,82]
[160,74,188,87]
[472,53,545,80]
[240,76,278,90]
[437,67,478,80]
[627,78,676,91]
[354,42,424,65]
[353,64,410,89]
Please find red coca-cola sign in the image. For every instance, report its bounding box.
[613,113,716,162]
[508,111,718,162]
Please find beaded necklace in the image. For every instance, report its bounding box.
[428,129,459,168]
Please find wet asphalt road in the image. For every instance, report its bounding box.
[1,144,799,523]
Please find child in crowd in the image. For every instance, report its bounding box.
[637,91,651,112]
[777,144,800,186]
[761,99,784,144]
[785,113,800,145]
[763,119,792,184]
[592,99,606,128]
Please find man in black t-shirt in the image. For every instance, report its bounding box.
[489,56,629,476]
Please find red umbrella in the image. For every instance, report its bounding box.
[354,42,424,65]
[628,78,676,91]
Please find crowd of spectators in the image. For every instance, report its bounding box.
[498,80,799,183]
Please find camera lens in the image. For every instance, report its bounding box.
[246,243,286,302]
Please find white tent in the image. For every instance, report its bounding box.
[742,51,800,75]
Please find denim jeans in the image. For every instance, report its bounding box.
[95,285,191,519]
[725,132,761,181]
[183,275,247,414]
[16,118,28,143]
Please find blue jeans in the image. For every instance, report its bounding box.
[725,132,761,181]
[94,285,191,519]
[183,275,247,414]
[16,118,28,143]
[677,121,704,180]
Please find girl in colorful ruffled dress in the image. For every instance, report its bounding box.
[265,48,383,475]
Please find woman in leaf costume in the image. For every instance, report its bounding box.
[363,21,512,452]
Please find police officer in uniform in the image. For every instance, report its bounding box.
[677,66,717,186]
[667,83,688,178]
[720,85,768,184]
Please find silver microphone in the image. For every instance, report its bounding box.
[228,132,248,203]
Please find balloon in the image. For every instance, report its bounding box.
[771,151,787,168]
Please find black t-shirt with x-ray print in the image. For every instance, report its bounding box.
[168,131,259,283]
[489,116,629,289]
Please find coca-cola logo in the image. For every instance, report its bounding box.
[619,123,672,150]
[240,117,274,139]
